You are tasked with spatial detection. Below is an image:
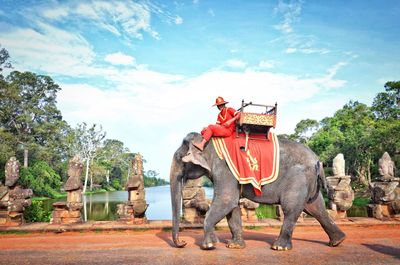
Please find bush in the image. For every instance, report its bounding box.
[20,161,62,198]
[24,201,52,222]
[111,178,122,190]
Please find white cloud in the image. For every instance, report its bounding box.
[274,0,303,34]
[42,7,70,20]
[105,52,135,66]
[0,23,107,77]
[258,60,275,69]
[285,47,297,54]
[225,59,247,69]
[174,16,183,25]
[327,61,348,78]
[208,9,215,17]
[20,1,165,41]
[56,65,348,179]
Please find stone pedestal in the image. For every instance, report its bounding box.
[52,202,82,224]
[182,178,210,224]
[239,198,259,222]
[0,157,32,227]
[51,155,83,224]
[118,153,148,224]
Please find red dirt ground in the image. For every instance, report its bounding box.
[0,224,399,265]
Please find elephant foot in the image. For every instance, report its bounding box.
[271,244,292,251]
[201,242,215,250]
[226,239,246,249]
[173,239,187,248]
[328,233,346,247]
[211,233,219,244]
[271,239,292,251]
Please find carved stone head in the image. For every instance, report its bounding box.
[132,153,143,177]
[378,152,395,180]
[5,157,20,187]
[64,155,83,191]
[332,153,345,177]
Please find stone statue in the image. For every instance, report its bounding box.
[332,153,345,176]
[51,155,83,224]
[64,155,83,191]
[369,152,399,220]
[5,157,20,187]
[126,153,144,190]
[182,178,210,223]
[239,198,259,222]
[378,152,396,181]
[117,153,148,223]
[1,157,32,226]
[326,154,354,219]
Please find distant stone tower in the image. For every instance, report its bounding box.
[117,153,148,224]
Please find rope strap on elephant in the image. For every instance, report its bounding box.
[211,132,280,196]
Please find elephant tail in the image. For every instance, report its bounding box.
[308,161,327,203]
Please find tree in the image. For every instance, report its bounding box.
[308,101,376,185]
[0,45,12,77]
[372,81,400,120]
[71,123,106,193]
[97,139,129,185]
[290,119,319,144]
[0,71,66,168]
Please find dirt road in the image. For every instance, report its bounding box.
[0,224,399,265]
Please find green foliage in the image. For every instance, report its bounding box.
[202,176,213,187]
[293,83,400,189]
[290,119,319,143]
[143,170,169,187]
[19,161,62,198]
[110,178,122,190]
[24,200,52,222]
[256,204,278,219]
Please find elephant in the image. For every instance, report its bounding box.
[170,132,346,250]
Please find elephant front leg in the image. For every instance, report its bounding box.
[202,196,239,250]
[226,206,245,249]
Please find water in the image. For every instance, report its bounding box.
[43,186,369,221]
[44,186,213,221]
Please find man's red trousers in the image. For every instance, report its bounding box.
[201,124,234,141]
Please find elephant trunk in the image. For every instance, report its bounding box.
[170,156,187,248]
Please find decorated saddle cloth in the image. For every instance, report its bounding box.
[211,132,280,196]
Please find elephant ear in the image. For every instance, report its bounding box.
[182,144,211,172]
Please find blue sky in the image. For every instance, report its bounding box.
[1,0,399,180]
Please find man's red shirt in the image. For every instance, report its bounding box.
[216,107,237,132]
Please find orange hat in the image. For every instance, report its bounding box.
[213,96,228,106]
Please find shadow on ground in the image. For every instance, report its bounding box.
[362,244,400,259]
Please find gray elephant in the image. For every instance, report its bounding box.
[170,132,346,250]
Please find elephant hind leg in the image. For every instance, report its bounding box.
[304,193,346,247]
[272,198,305,251]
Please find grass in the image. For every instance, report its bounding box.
[245,225,263,230]
[83,189,108,195]
[353,197,371,206]
[0,231,29,235]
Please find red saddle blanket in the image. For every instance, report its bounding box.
[211,132,280,196]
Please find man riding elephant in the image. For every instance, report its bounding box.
[192,96,240,151]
